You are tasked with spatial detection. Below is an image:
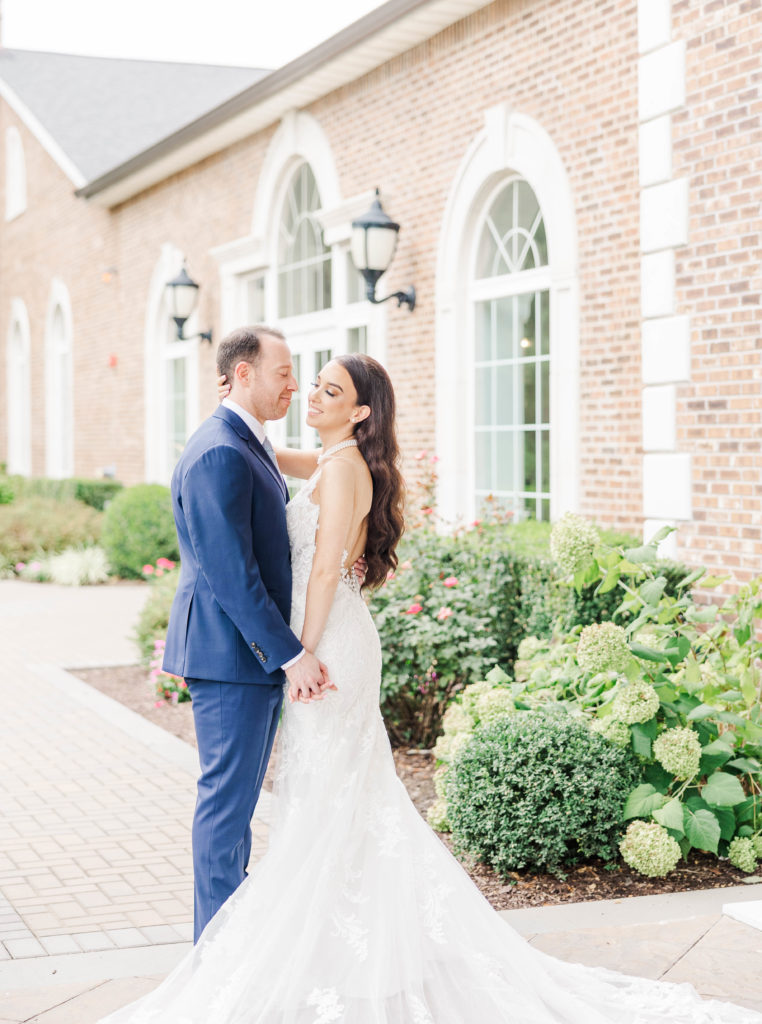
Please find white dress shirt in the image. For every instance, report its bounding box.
[221,397,304,672]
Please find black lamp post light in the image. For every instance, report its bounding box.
[165,263,213,344]
[351,190,416,312]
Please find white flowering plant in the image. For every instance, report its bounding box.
[492,520,762,877]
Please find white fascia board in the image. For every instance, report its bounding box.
[0,80,86,189]
[82,0,493,208]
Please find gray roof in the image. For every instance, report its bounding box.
[0,49,269,182]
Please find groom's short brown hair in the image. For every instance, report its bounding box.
[216,325,285,382]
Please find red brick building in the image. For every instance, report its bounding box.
[0,0,759,577]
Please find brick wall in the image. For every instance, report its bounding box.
[671,0,762,580]
[1,0,759,577]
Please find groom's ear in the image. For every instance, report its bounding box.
[234,360,252,385]
[351,405,371,425]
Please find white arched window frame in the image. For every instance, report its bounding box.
[435,104,580,526]
[471,175,552,521]
[5,126,27,221]
[212,110,384,454]
[44,280,74,478]
[6,299,32,475]
[144,245,200,483]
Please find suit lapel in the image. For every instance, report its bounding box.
[213,406,289,503]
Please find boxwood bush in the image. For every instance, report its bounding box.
[0,496,103,568]
[446,710,642,876]
[102,484,178,579]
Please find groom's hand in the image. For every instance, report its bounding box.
[286,651,331,704]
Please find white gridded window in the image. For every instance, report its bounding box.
[47,305,73,478]
[5,127,26,221]
[278,164,331,317]
[6,318,31,475]
[473,177,550,521]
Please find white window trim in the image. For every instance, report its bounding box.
[5,126,27,221]
[143,244,200,484]
[212,110,386,450]
[44,279,74,478]
[6,298,32,475]
[435,104,580,526]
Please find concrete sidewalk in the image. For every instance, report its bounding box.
[1,579,761,1021]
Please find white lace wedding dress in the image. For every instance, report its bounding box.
[101,474,761,1024]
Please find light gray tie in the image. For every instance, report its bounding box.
[262,436,288,498]
[262,436,279,470]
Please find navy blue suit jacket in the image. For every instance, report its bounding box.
[162,405,302,684]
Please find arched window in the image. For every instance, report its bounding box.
[5,126,27,221]
[278,163,332,317]
[435,106,579,527]
[472,176,551,521]
[6,302,31,475]
[144,248,199,484]
[45,288,74,478]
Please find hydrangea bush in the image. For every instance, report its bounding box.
[509,520,762,876]
[431,519,762,878]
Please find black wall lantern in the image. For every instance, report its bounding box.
[351,190,415,311]
[165,263,213,344]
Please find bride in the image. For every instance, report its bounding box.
[101,353,759,1023]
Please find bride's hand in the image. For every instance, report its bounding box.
[217,374,231,402]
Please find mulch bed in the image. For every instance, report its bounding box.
[72,663,753,912]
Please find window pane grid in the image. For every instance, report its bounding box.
[278,164,332,317]
[474,285,550,521]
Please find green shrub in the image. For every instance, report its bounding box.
[102,485,178,579]
[369,516,671,746]
[1,475,123,510]
[134,566,180,662]
[73,479,124,510]
[0,477,15,505]
[508,520,762,876]
[0,496,102,567]
[447,710,641,876]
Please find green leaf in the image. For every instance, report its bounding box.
[687,703,719,722]
[741,670,757,708]
[714,806,737,842]
[689,605,719,623]
[699,575,729,588]
[629,643,668,663]
[683,806,721,854]
[653,797,684,834]
[595,569,621,595]
[701,772,747,808]
[647,524,676,547]
[485,665,511,684]
[623,544,658,564]
[640,576,667,607]
[677,567,706,589]
[727,757,762,774]
[623,783,667,820]
[698,740,734,775]
[735,624,752,646]
[631,719,658,758]
[736,796,760,825]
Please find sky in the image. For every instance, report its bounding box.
[1,0,387,70]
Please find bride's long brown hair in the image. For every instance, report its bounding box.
[336,354,405,590]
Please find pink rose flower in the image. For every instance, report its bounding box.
[443,576,458,588]
[421,507,433,516]
[436,606,453,621]
[156,557,176,570]
[15,562,26,572]
[405,603,423,615]
[142,564,154,576]
[400,560,412,570]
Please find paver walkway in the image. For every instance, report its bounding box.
[1,579,761,1021]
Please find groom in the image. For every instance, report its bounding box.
[163,324,330,941]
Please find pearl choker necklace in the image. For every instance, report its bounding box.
[317,439,359,463]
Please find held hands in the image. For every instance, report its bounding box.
[285,650,336,705]
[353,555,368,588]
[217,374,231,402]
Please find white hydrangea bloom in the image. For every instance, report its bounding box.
[612,680,660,725]
[475,688,515,725]
[577,622,631,675]
[729,836,757,874]
[550,512,599,575]
[591,717,631,749]
[619,820,681,878]
[653,727,702,781]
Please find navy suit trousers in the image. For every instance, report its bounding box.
[187,679,283,942]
